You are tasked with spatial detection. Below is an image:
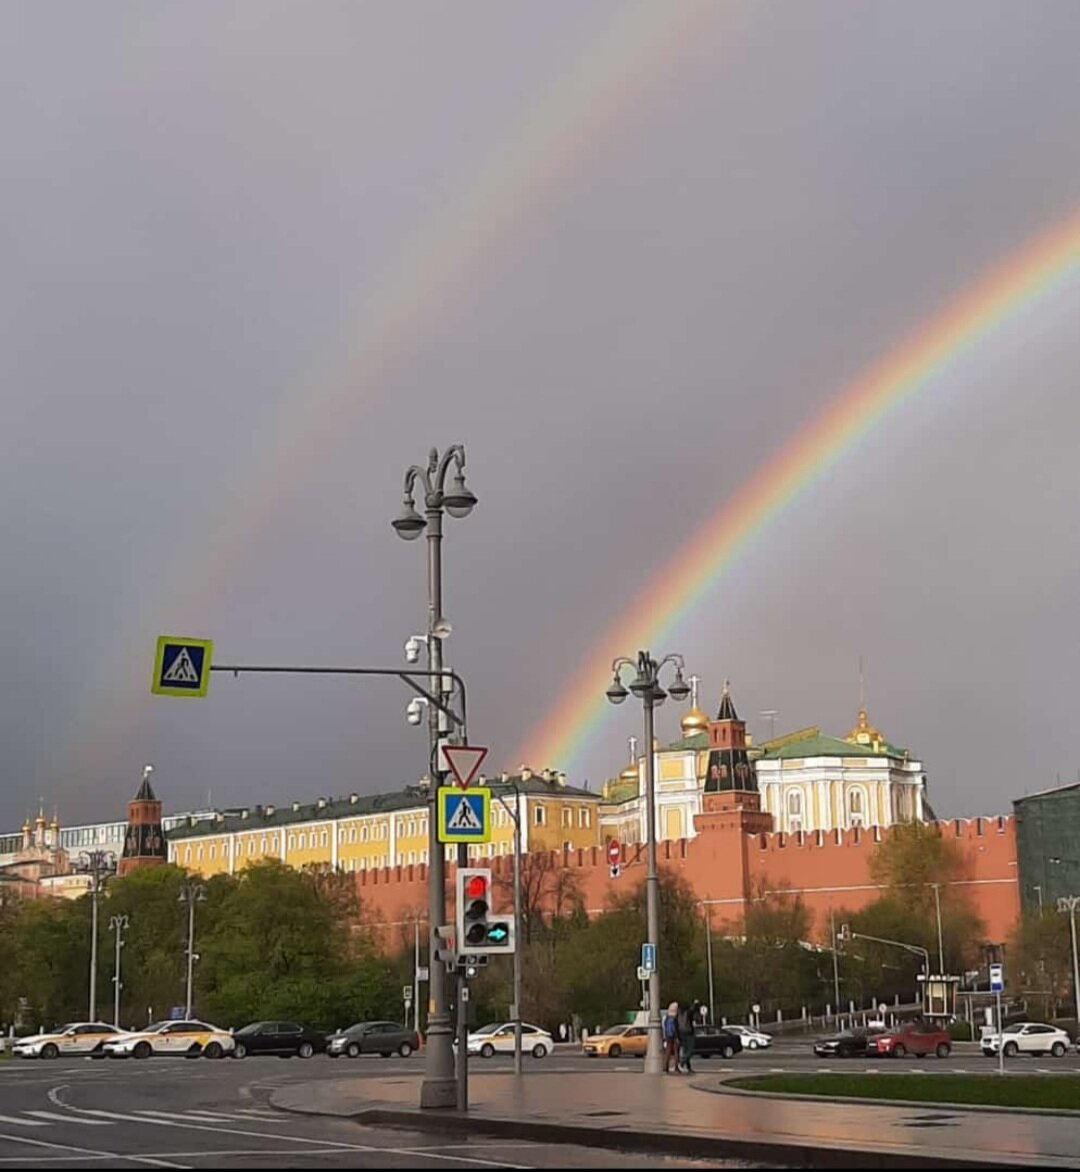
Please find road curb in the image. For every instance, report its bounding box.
[270,1093,1061,1169]
[708,1077,1080,1119]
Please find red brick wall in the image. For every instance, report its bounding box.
[353,817,1021,948]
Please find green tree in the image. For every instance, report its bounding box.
[1008,910,1073,1021]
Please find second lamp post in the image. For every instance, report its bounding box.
[606,650,691,1075]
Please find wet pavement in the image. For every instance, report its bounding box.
[272,1070,1080,1168]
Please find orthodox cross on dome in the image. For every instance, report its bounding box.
[689,674,701,709]
[628,735,638,763]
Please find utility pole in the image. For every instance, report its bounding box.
[109,915,129,1027]
[704,904,715,1024]
[930,883,945,973]
[492,784,525,1075]
[179,882,206,1017]
[830,909,841,1016]
[75,851,116,1022]
[1058,896,1080,1028]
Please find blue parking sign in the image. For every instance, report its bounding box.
[641,942,656,974]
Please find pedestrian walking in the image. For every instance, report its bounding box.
[677,1002,696,1073]
[663,1002,679,1073]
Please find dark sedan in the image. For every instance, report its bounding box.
[813,1028,881,1058]
[693,1026,744,1059]
[231,1021,326,1059]
[326,1021,420,1058]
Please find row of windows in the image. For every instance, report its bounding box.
[785,785,866,832]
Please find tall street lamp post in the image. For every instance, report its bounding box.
[179,882,206,1018]
[109,914,129,1027]
[393,444,477,1110]
[75,850,117,1022]
[1058,896,1080,1027]
[606,650,691,1075]
[492,781,524,1074]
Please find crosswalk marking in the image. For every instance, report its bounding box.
[0,1113,48,1128]
[23,1111,112,1126]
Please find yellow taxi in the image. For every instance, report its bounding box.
[582,1023,648,1058]
[102,1019,235,1059]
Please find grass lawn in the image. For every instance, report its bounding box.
[727,1073,1080,1112]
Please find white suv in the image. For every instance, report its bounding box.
[981,1022,1071,1058]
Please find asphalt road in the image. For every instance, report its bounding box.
[0,1040,1075,1169]
[0,1054,751,1169]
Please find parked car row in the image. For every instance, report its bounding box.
[11,1019,420,1061]
[813,1019,1077,1059]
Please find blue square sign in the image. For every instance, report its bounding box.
[641,942,656,974]
[152,636,213,698]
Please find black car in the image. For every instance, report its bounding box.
[693,1026,744,1059]
[326,1021,420,1058]
[813,1028,881,1058]
[231,1021,326,1059]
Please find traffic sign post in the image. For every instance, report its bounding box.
[437,788,491,844]
[641,942,656,975]
[151,636,213,698]
[607,839,621,879]
[443,744,488,790]
[990,963,1005,1077]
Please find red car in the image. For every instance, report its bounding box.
[865,1021,951,1059]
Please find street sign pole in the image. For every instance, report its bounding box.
[989,962,1004,1077]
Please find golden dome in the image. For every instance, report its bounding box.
[681,706,709,737]
[619,763,639,784]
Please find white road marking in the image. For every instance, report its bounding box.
[0,1132,186,1169]
[0,1114,49,1128]
[23,1111,113,1126]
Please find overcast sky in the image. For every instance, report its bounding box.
[3,1,1079,830]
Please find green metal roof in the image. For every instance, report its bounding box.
[165,774,598,841]
[757,733,908,761]
[662,732,709,753]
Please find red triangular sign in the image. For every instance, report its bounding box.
[444,744,488,790]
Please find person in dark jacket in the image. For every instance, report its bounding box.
[677,1002,696,1073]
[663,1002,679,1072]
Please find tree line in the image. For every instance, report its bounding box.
[3,823,1064,1036]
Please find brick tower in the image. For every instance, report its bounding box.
[697,681,771,831]
[118,766,166,876]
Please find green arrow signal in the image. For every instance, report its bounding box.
[487,923,509,943]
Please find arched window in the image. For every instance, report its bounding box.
[848,789,864,828]
[786,789,803,832]
[361,825,369,843]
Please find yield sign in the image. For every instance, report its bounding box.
[443,744,488,790]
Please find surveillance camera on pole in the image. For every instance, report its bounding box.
[404,635,427,664]
[406,697,428,726]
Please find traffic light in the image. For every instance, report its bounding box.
[456,868,516,955]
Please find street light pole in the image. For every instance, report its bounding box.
[606,651,692,1076]
[109,914,129,1027]
[930,883,945,973]
[179,882,206,1018]
[830,909,841,1017]
[1058,896,1080,1027]
[76,850,117,1022]
[393,444,477,1111]
[703,904,715,1025]
[492,784,524,1075]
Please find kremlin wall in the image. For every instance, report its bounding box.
[0,685,1023,948]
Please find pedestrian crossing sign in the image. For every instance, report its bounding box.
[437,786,490,844]
[152,636,213,698]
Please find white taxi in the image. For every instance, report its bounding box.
[13,1022,120,1060]
[464,1022,553,1058]
[102,1019,235,1060]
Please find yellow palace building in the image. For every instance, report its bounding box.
[166,769,603,878]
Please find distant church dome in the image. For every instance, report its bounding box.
[680,706,709,737]
[619,763,639,784]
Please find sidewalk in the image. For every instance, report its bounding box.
[271,1071,1080,1168]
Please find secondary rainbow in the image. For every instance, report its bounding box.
[516,206,1080,775]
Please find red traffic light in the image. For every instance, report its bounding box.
[465,875,488,900]
[607,840,620,866]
